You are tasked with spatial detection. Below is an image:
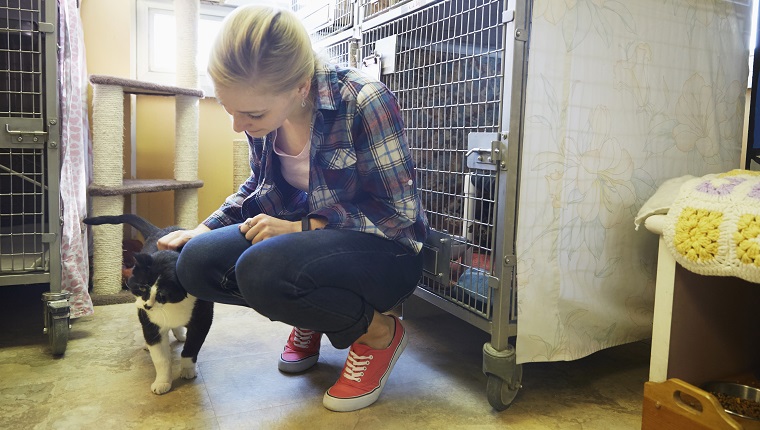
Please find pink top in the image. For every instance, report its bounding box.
[273,139,311,192]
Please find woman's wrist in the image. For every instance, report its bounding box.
[301,216,311,231]
[301,215,327,231]
[195,223,212,233]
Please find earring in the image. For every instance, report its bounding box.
[301,95,307,108]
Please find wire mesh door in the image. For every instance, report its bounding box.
[360,0,411,20]
[316,36,358,69]
[295,0,354,43]
[360,0,512,330]
[0,0,60,286]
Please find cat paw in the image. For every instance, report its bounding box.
[151,381,172,395]
[180,367,197,379]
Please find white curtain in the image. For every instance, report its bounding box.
[515,0,751,363]
[58,0,92,318]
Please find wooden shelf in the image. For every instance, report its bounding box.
[88,179,204,196]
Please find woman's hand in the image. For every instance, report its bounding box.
[240,214,299,245]
[157,225,211,251]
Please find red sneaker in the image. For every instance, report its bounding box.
[278,327,322,373]
[323,316,407,412]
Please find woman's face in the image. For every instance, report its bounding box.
[215,83,302,138]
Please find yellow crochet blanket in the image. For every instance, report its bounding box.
[662,170,760,283]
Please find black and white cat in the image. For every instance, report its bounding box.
[84,214,214,395]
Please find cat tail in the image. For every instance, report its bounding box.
[83,214,160,238]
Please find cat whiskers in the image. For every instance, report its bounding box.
[149,306,172,327]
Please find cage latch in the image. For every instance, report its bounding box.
[467,132,506,171]
[40,233,57,244]
[38,22,56,33]
[361,53,382,80]
[421,229,452,284]
[5,124,48,143]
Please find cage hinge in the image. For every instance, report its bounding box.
[503,255,516,267]
[515,27,528,42]
[38,22,56,33]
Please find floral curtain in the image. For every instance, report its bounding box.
[515,0,751,362]
[58,0,92,318]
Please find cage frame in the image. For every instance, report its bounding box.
[0,0,62,289]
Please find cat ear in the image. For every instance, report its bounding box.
[134,253,153,267]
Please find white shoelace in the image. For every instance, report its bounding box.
[293,328,315,349]
[342,350,373,382]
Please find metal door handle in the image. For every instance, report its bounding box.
[466,147,490,157]
[5,124,48,136]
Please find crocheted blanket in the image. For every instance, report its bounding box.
[662,169,760,283]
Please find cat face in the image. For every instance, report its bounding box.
[128,251,186,310]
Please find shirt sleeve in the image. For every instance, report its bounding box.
[311,80,422,239]
[202,177,257,230]
[202,137,265,229]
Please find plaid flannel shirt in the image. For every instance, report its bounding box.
[203,63,429,254]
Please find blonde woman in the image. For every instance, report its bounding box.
[158,5,429,412]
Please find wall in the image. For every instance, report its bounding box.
[80,0,243,229]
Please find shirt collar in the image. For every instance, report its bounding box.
[312,62,342,111]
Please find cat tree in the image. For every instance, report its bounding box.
[88,0,203,295]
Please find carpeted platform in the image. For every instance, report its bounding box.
[90,289,135,306]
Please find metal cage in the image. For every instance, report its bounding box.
[361,0,514,328]
[0,0,66,354]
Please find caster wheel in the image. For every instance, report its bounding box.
[486,363,523,411]
[42,292,71,356]
[48,316,69,356]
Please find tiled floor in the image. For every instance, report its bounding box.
[0,284,649,429]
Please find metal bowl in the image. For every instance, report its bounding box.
[702,381,760,421]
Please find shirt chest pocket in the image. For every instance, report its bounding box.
[314,146,358,196]
[316,147,357,170]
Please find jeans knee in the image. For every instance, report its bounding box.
[176,239,205,296]
[235,250,281,314]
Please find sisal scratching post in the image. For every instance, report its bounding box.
[174,95,199,228]
[91,84,125,294]
[91,84,124,187]
[173,0,199,229]
[90,196,124,295]
[174,0,198,89]
[232,138,251,192]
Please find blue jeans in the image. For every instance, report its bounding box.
[176,225,423,349]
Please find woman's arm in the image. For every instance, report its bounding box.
[157,224,211,251]
[203,137,267,229]
[202,176,260,229]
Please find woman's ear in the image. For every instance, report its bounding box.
[299,81,311,98]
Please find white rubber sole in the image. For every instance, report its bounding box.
[322,329,408,412]
[278,353,319,373]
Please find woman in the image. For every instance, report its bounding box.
[159,5,429,412]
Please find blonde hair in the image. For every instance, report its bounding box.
[208,5,316,94]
